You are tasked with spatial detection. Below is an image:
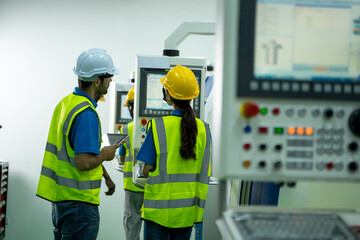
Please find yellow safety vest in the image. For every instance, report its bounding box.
[36,93,103,205]
[120,122,144,192]
[141,115,212,228]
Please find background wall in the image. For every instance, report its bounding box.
[0,0,216,239]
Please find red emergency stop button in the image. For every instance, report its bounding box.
[241,102,260,118]
[141,119,148,125]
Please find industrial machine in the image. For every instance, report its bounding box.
[213,0,360,239]
[132,55,207,187]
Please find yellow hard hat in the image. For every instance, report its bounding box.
[160,65,199,100]
[123,87,135,106]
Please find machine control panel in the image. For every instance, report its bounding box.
[231,99,360,181]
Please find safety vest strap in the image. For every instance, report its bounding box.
[144,197,206,209]
[41,166,101,190]
[45,101,92,167]
[147,117,211,185]
[45,142,76,167]
[123,172,132,178]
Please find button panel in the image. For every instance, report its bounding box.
[236,101,360,180]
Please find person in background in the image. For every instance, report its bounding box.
[36,48,122,240]
[136,65,212,240]
[119,86,145,240]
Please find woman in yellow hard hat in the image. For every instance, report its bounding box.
[136,65,212,240]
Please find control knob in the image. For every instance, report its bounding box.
[349,108,360,137]
[324,108,334,119]
[348,161,359,172]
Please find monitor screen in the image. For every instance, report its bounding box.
[139,68,202,117]
[237,0,360,100]
[146,73,174,111]
[116,91,132,124]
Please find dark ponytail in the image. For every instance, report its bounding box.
[172,98,198,160]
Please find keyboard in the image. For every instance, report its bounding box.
[231,211,358,240]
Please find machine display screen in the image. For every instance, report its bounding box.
[146,73,173,111]
[116,91,132,124]
[237,0,360,100]
[139,68,201,117]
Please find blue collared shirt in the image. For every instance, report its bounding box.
[136,110,183,167]
[69,87,101,155]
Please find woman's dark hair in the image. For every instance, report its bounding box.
[172,98,198,160]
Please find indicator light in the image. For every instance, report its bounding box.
[272,108,280,115]
[258,127,268,134]
[243,143,251,150]
[243,160,251,168]
[305,127,314,136]
[274,127,284,134]
[244,126,252,133]
[297,127,304,135]
[260,108,268,115]
[288,126,296,135]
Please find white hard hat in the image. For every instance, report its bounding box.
[73,48,120,81]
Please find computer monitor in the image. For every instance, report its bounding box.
[237,0,360,100]
[115,91,132,125]
[138,68,202,118]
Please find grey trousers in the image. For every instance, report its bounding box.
[123,189,145,240]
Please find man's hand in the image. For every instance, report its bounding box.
[101,142,123,161]
[104,177,116,196]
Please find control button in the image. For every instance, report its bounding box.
[285,107,294,117]
[288,126,296,135]
[274,144,282,151]
[241,102,260,118]
[259,144,267,151]
[141,119,148,125]
[260,107,268,115]
[243,143,251,150]
[324,108,334,119]
[142,128,146,132]
[244,125,252,133]
[243,160,251,168]
[348,161,358,172]
[296,127,304,135]
[274,160,282,169]
[258,127,268,134]
[326,162,334,170]
[316,161,325,170]
[312,108,320,118]
[274,127,284,135]
[259,160,266,168]
[348,108,360,137]
[272,108,280,115]
[305,127,314,136]
[334,161,344,171]
[348,141,358,152]
[297,108,306,117]
[336,109,345,118]
[141,135,145,139]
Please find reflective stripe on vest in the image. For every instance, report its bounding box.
[41,166,101,190]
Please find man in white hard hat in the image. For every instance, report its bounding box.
[36,48,122,240]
